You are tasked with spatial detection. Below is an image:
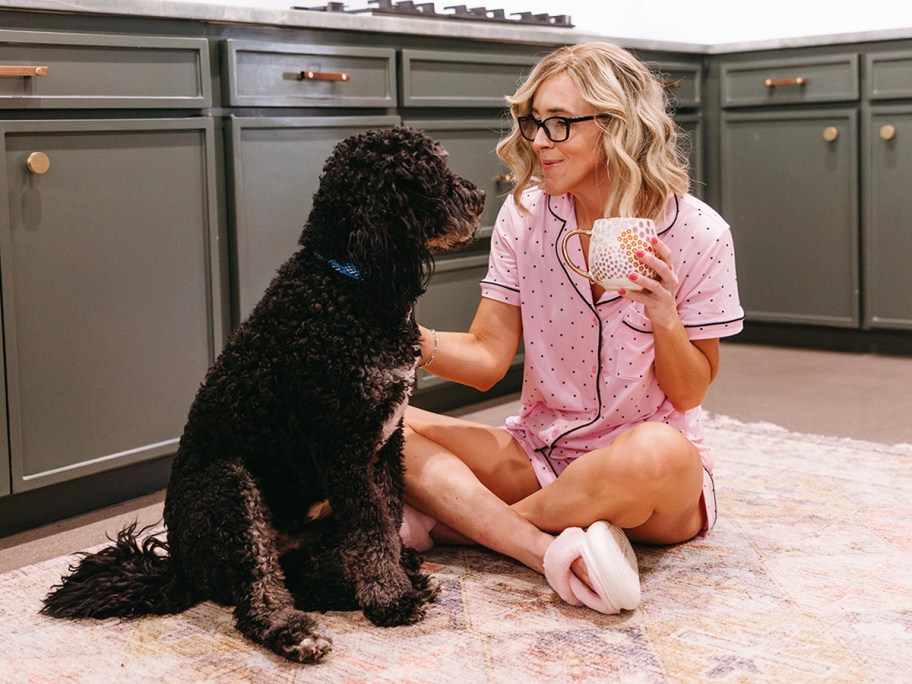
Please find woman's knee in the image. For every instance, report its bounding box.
[612,422,701,487]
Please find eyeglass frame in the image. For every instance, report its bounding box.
[516,114,611,143]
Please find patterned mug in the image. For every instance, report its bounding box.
[561,217,657,291]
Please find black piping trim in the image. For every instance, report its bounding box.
[480,279,520,294]
[682,315,746,329]
[622,315,745,334]
[658,194,680,236]
[622,320,654,334]
[545,193,605,462]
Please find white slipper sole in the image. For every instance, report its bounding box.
[580,521,640,611]
[543,521,640,614]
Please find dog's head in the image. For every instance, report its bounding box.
[300,127,485,308]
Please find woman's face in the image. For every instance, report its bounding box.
[529,72,608,201]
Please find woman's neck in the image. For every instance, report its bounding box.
[572,194,607,230]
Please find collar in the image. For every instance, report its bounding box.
[312,251,365,282]
[545,192,681,235]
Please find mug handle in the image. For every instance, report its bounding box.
[561,228,593,281]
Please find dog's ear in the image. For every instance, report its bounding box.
[301,128,439,309]
[346,173,431,308]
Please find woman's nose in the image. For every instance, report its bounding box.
[531,125,552,150]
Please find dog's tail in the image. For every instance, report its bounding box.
[41,522,198,619]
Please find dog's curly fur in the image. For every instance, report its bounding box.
[41,128,485,664]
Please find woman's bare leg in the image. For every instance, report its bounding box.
[402,408,706,577]
[402,407,551,573]
[510,422,706,545]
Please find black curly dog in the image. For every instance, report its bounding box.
[41,128,484,664]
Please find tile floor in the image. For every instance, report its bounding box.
[2,342,911,573]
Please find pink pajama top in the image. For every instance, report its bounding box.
[480,188,744,486]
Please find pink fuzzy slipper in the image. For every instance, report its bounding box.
[543,521,640,614]
[399,504,437,552]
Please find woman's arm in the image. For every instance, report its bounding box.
[417,298,523,392]
[623,238,720,411]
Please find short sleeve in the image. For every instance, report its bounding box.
[674,208,745,340]
[480,198,522,307]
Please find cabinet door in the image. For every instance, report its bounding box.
[721,110,859,326]
[864,106,912,329]
[226,115,400,322]
[0,119,222,492]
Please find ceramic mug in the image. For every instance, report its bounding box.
[561,217,657,291]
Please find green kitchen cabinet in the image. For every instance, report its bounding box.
[719,53,860,327]
[0,118,223,493]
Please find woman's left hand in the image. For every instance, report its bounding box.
[618,237,680,329]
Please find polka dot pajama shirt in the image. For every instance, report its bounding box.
[480,188,744,488]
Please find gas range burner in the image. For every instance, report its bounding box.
[295,1,574,28]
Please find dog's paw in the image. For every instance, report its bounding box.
[362,587,432,627]
[262,610,333,664]
[400,546,424,574]
[408,570,440,602]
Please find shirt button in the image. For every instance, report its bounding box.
[591,366,597,374]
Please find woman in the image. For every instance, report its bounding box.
[401,42,744,613]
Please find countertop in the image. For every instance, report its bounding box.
[2,0,912,54]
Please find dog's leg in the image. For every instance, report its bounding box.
[169,460,333,663]
[372,427,439,599]
[317,430,433,627]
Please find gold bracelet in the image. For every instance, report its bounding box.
[419,328,438,368]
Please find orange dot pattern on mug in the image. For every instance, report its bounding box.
[590,219,657,287]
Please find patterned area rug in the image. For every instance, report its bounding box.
[1,415,911,683]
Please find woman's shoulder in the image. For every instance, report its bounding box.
[497,187,568,226]
[675,194,730,234]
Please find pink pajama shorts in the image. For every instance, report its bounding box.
[698,467,717,536]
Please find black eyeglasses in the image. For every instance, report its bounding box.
[517,114,611,142]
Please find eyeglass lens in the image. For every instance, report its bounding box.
[519,117,570,142]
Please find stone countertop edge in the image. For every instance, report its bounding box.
[1,0,912,53]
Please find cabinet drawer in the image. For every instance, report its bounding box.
[400,49,534,108]
[721,54,859,107]
[224,40,396,108]
[866,51,912,100]
[651,61,702,109]
[0,30,210,109]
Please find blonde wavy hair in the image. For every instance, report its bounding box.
[497,42,690,222]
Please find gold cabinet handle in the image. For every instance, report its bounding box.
[27,152,51,174]
[822,126,839,142]
[299,70,350,82]
[662,80,682,90]
[0,65,49,77]
[880,124,897,141]
[495,173,514,184]
[764,76,807,87]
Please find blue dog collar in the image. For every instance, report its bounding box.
[312,251,365,282]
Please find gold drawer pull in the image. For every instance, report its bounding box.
[764,76,807,88]
[662,80,682,90]
[822,126,839,142]
[495,173,514,184]
[0,65,49,77]
[880,124,897,141]
[27,152,50,174]
[299,70,350,82]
